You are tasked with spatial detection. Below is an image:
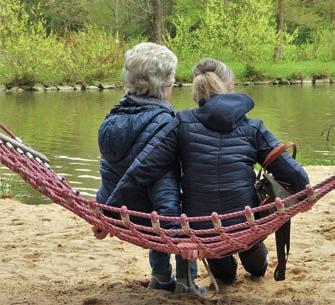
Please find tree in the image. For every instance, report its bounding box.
[20,0,89,35]
[85,0,174,42]
[43,0,89,34]
[229,0,276,64]
[127,0,173,43]
[273,0,285,61]
[195,0,276,63]
[169,0,276,69]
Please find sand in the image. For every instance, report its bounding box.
[0,166,334,305]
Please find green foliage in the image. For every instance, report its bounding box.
[0,1,27,41]
[197,0,232,58]
[294,28,335,61]
[311,70,331,80]
[309,28,335,61]
[255,61,335,79]
[0,1,68,85]
[64,25,124,83]
[0,0,334,85]
[166,15,199,61]
[1,36,68,86]
[169,0,276,68]
[174,60,335,83]
[0,1,123,86]
[21,0,89,35]
[227,0,276,63]
[289,71,306,80]
[243,64,267,81]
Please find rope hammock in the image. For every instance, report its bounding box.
[1,123,335,260]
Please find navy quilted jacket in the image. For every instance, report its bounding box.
[96,94,181,227]
[109,93,309,229]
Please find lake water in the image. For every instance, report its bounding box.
[0,85,334,204]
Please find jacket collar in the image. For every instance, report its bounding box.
[125,93,174,113]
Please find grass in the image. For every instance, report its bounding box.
[298,155,335,166]
[0,176,14,199]
[254,61,335,79]
[176,60,335,83]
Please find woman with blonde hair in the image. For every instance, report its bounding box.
[109,58,309,283]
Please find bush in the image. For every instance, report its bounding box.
[243,64,267,81]
[310,28,335,61]
[289,71,306,80]
[0,29,70,86]
[64,25,124,84]
[295,28,335,61]
[0,1,70,85]
[0,2,124,86]
[312,71,331,80]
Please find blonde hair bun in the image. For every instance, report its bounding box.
[192,59,235,104]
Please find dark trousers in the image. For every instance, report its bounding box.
[207,242,268,283]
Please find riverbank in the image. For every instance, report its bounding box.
[0,166,334,305]
[1,77,334,93]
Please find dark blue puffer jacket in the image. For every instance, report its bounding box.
[109,93,309,229]
[96,94,181,227]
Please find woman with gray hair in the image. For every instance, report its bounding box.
[108,58,309,284]
[92,42,197,292]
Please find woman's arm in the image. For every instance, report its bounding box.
[106,118,181,207]
[147,166,181,228]
[256,121,309,192]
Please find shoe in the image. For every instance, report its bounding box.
[175,280,206,295]
[148,275,176,292]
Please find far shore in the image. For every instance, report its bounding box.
[0,77,334,93]
[0,165,334,305]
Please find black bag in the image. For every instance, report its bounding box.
[255,142,297,281]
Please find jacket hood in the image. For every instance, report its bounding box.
[98,95,173,163]
[193,93,254,132]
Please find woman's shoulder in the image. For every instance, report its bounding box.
[175,109,198,122]
[151,108,175,123]
[245,118,264,129]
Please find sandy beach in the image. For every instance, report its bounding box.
[0,166,334,305]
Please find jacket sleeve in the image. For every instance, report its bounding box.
[147,167,181,229]
[147,167,181,216]
[107,118,181,210]
[256,121,309,192]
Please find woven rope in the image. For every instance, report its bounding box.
[1,128,334,259]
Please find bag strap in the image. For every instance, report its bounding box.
[274,221,291,281]
[263,141,297,170]
[257,142,296,180]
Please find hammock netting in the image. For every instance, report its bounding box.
[1,124,334,259]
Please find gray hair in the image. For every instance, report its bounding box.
[192,58,235,104]
[123,42,177,99]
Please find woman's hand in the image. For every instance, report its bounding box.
[92,226,109,239]
[177,242,206,261]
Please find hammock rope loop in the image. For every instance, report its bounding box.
[306,184,317,202]
[275,198,285,215]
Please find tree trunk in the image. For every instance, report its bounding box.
[114,0,119,42]
[273,0,285,62]
[151,0,163,43]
